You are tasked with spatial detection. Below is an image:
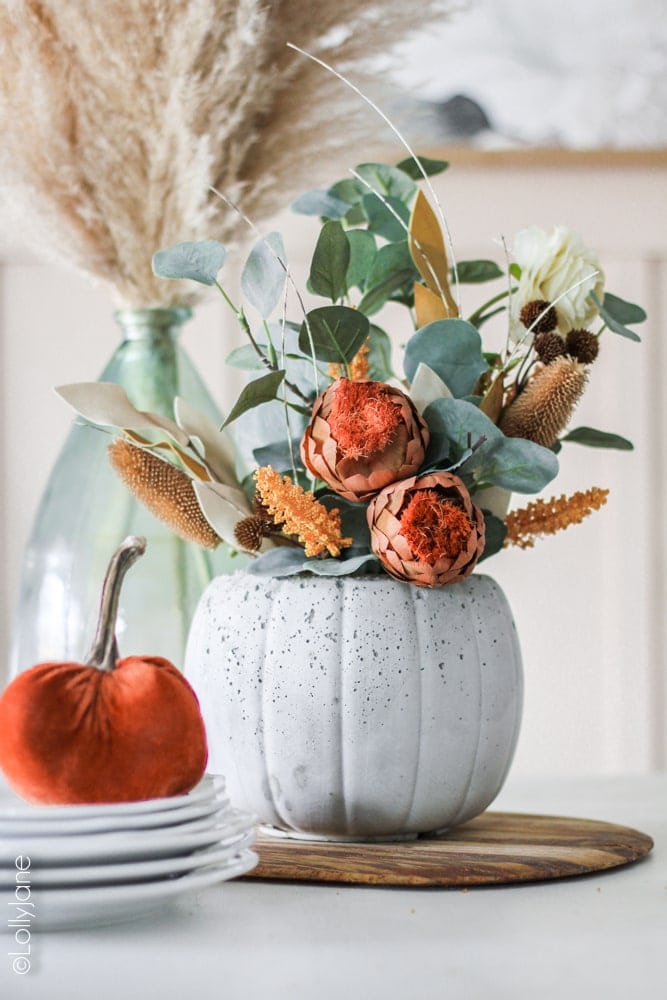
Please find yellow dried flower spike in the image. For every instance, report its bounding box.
[254,466,353,558]
[504,487,609,549]
[328,340,370,382]
[109,438,220,549]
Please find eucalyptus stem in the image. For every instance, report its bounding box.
[215,281,311,405]
[85,536,146,672]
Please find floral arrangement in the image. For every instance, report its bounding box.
[58,153,645,589]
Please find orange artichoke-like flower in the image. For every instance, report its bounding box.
[367,471,486,587]
[300,378,429,502]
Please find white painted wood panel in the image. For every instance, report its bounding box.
[0,155,665,777]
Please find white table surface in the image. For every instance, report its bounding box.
[1,773,664,1000]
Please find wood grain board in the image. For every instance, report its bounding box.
[246,811,654,887]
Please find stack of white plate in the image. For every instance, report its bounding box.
[0,775,257,930]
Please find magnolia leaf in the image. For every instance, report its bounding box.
[152,240,226,285]
[291,189,350,218]
[408,362,452,414]
[56,382,189,445]
[395,155,449,179]
[304,554,380,576]
[221,370,286,428]
[246,547,309,576]
[408,190,458,316]
[404,320,488,398]
[345,229,376,290]
[591,291,644,341]
[561,426,634,450]
[193,480,253,550]
[414,282,448,328]
[298,306,369,363]
[309,220,350,302]
[225,345,267,371]
[241,232,287,318]
[479,372,505,424]
[174,397,240,485]
[455,260,504,284]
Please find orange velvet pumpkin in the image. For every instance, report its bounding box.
[0,536,208,804]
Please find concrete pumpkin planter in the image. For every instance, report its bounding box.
[184,572,523,840]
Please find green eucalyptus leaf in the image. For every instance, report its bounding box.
[362,193,410,242]
[298,306,370,363]
[225,344,267,371]
[221,370,285,428]
[358,242,418,316]
[345,229,377,290]
[253,438,302,472]
[304,554,380,576]
[330,178,364,206]
[509,262,522,279]
[395,155,449,179]
[404,319,488,398]
[355,162,417,200]
[367,324,396,381]
[246,548,309,577]
[240,232,286,318]
[591,291,644,341]
[291,189,350,218]
[561,426,634,450]
[152,240,226,285]
[454,259,504,284]
[309,220,350,302]
[424,397,559,493]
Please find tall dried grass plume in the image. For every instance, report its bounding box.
[0,0,456,306]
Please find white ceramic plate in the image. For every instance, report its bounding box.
[24,850,258,930]
[0,808,257,866]
[0,828,257,888]
[0,794,232,837]
[0,774,224,821]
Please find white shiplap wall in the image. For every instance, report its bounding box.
[0,152,665,778]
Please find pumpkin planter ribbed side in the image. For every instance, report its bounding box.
[184,572,523,840]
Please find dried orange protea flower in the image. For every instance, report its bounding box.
[499,355,588,448]
[367,471,485,587]
[328,340,370,381]
[504,487,609,549]
[301,378,429,502]
[254,466,352,558]
[108,438,220,549]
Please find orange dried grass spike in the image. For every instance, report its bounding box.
[254,466,352,558]
[504,487,609,549]
[109,438,220,549]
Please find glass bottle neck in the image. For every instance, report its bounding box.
[113,306,192,343]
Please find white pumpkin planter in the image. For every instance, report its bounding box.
[184,572,523,840]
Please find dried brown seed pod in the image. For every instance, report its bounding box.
[519,299,558,334]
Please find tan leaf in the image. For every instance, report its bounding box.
[408,190,458,317]
[414,282,449,328]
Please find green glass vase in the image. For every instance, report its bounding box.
[10,307,242,676]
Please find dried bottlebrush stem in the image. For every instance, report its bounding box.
[499,356,588,448]
[504,488,609,549]
[254,466,352,558]
[329,341,371,382]
[108,438,221,549]
[0,0,456,306]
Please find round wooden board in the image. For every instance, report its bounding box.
[245,811,654,887]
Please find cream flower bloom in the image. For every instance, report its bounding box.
[511,225,605,337]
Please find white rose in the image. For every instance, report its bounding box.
[511,225,605,337]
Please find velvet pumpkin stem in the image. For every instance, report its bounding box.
[85,535,147,672]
